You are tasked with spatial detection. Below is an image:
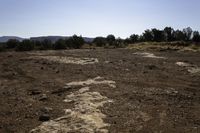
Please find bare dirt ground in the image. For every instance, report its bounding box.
[0,49,200,133]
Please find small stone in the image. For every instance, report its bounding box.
[65,109,72,114]
[146,65,157,70]
[51,86,72,94]
[39,94,48,101]
[29,89,41,95]
[7,55,13,58]
[40,107,53,113]
[12,72,17,76]
[39,114,50,122]
[55,70,60,73]
[105,61,111,64]
[42,61,47,65]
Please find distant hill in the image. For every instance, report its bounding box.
[0,36,94,43]
[0,36,24,42]
[83,37,94,43]
[30,36,67,43]
[30,36,94,43]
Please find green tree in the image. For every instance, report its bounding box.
[54,39,66,50]
[129,34,139,43]
[6,39,19,49]
[115,38,124,47]
[0,43,6,52]
[72,35,84,49]
[16,40,34,51]
[192,31,200,42]
[151,28,164,42]
[174,30,186,41]
[66,35,84,49]
[142,29,153,41]
[183,27,193,41]
[93,37,106,47]
[41,39,52,50]
[164,27,175,41]
[106,34,116,46]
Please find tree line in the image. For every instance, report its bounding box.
[0,35,84,51]
[93,27,200,47]
[0,27,200,52]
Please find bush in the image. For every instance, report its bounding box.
[53,39,66,50]
[67,35,84,49]
[32,40,42,49]
[106,35,116,46]
[0,44,5,52]
[93,37,106,47]
[6,39,19,49]
[40,39,53,50]
[16,40,35,51]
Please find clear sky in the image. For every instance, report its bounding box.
[0,0,200,38]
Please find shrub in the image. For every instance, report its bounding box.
[106,35,116,46]
[6,39,19,49]
[41,39,52,50]
[93,37,106,47]
[53,39,66,50]
[16,40,34,51]
[0,45,5,52]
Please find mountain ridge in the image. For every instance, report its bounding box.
[0,36,94,43]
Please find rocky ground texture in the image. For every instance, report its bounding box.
[0,49,200,133]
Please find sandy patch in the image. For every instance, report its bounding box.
[176,62,200,74]
[28,51,57,56]
[133,52,165,59]
[159,110,167,126]
[66,76,116,88]
[30,77,115,133]
[31,56,99,65]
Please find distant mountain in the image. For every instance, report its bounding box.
[83,37,94,43]
[0,36,94,43]
[30,36,94,43]
[30,36,67,43]
[0,36,24,42]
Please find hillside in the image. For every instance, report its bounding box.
[0,36,24,42]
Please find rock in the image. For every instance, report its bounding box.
[7,55,13,58]
[39,114,50,122]
[34,60,40,63]
[105,61,111,64]
[29,89,41,95]
[12,72,17,76]
[145,65,158,70]
[42,61,47,65]
[40,107,53,113]
[51,86,72,94]
[39,94,48,101]
[55,70,60,73]
[143,71,148,74]
[125,68,130,71]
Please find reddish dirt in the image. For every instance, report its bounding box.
[0,49,200,133]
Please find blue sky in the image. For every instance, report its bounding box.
[0,0,200,38]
